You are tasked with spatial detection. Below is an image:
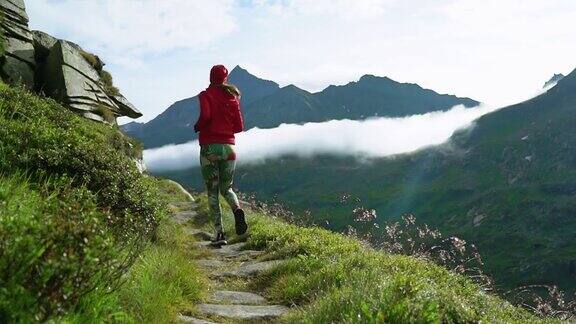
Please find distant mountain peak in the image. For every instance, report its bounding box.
[543,73,565,88]
[228,65,279,88]
[230,65,249,75]
[281,84,304,91]
[359,74,391,81]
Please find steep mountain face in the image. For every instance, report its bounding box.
[163,69,576,294]
[123,67,478,148]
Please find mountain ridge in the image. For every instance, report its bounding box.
[161,68,576,294]
[123,66,479,148]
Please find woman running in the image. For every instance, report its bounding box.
[194,64,247,245]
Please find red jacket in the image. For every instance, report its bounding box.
[195,85,244,145]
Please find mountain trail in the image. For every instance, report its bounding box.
[170,200,289,323]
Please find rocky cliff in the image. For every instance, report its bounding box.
[0,0,141,123]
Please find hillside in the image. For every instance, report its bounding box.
[0,82,559,322]
[0,82,170,321]
[162,68,576,296]
[123,66,478,148]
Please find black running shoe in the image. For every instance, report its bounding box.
[234,208,248,235]
[211,232,227,246]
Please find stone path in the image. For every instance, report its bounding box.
[171,202,289,323]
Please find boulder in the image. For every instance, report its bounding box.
[32,30,57,62]
[41,40,142,122]
[1,1,142,123]
[0,0,35,88]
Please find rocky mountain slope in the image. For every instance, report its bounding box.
[0,0,141,123]
[163,69,576,295]
[123,66,478,148]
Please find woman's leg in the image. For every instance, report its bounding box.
[218,158,240,210]
[218,145,247,235]
[200,146,224,233]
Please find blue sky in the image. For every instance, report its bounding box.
[27,0,576,123]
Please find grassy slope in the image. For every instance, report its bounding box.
[0,82,559,322]
[193,194,550,323]
[0,82,207,322]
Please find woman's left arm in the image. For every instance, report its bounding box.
[195,92,212,132]
[232,98,244,133]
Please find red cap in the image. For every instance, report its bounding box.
[210,65,228,85]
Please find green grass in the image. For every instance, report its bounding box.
[118,220,206,323]
[194,195,552,323]
[56,218,207,324]
[0,82,168,321]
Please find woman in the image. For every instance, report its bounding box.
[194,65,247,245]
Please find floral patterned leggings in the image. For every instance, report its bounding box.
[200,144,240,233]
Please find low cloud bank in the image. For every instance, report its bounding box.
[144,104,501,173]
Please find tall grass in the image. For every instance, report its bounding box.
[118,221,206,323]
[194,194,550,323]
[0,82,166,320]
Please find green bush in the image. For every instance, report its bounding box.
[99,70,120,97]
[79,50,103,71]
[96,104,117,124]
[0,83,166,320]
[0,174,119,322]
[0,83,164,240]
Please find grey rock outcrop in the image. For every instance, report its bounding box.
[0,0,142,123]
[0,0,35,88]
[42,40,119,122]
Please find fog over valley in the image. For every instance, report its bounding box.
[144,104,501,172]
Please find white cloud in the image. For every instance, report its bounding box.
[27,0,237,60]
[144,104,501,172]
[26,0,576,123]
[252,0,395,19]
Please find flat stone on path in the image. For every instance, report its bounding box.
[211,242,264,258]
[177,314,216,324]
[173,211,198,224]
[196,259,226,269]
[209,290,266,305]
[217,260,283,278]
[196,304,289,321]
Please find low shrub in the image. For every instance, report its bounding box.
[0,83,165,242]
[99,70,120,97]
[79,50,103,71]
[0,174,119,322]
[0,83,166,320]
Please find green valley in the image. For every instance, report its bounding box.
[162,69,576,296]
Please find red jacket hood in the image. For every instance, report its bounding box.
[210,65,228,85]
